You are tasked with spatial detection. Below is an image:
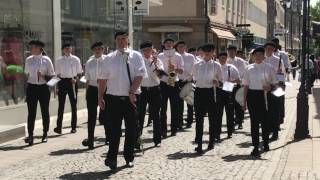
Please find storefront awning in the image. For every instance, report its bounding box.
[211,28,236,40]
[148,25,193,33]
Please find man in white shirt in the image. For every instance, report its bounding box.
[227,45,247,130]
[97,31,147,169]
[54,44,83,134]
[157,38,184,137]
[175,41,196,129]
[138,41,163,147]
[24,40,55,145]
[216,52,240,140]
[271,38,289,135]
[193,44,222,153]
[264,42,286,141]
[81,42,107,149]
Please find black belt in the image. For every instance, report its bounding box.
[141,86,159,91]
[106,94,129,100]
[27,83,47,87]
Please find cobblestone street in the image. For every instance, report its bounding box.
[0,80,319,180]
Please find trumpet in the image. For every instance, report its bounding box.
[167,57,176,87]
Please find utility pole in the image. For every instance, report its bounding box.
[267,0,276,40]
[128,0,133,48]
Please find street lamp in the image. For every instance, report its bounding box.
[294,0,310,140]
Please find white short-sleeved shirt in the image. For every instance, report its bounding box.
[264,54,286,74]
[219,63,240,82]
[227,56,248,78]
[193,59,222,88]
[55,54,83,78]
[178,52,196,81]
[85,55,106,87]
[24,55,55,85]
[274,50,291,69]
[141,57,164,87]
[97,49,147,96]
[242,62,277,90]
[158,51,184,82]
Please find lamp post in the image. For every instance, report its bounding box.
[294,0,310,140]
[281,0,292,51]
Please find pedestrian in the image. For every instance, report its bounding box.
[137,41,163,147]
[81,41,107,149]
[227,45,247,129]
[175,41,196,129]
[264,42,286,141]
[216,52,240,139]
[97,31,147,170]
[157,38,184,137]
[193,44,222,153]
[24,40,55,145]
[54,43,83,134]
[242,47,277,157]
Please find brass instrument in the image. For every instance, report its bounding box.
[151,50,167,77]
[167,57,176,86]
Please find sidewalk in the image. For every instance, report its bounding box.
[0,79,319,179]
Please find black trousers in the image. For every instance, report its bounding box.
[57,78,78,130]
[194,88,217,146]
[216,89,235,137]
[247,90,271,147]
[86,86,99,141]
[233,85,244,125]
[160,81,180,134]
[105,95,138,162]
[138,86,162,144]
[177,80,194,127]
[279,95,285,123]
[26,84,50,136]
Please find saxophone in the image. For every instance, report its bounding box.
[167,56,176,86]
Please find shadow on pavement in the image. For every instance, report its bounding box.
[0,142,42,151]
[167,150,203,160]
[236,141,252,148]
[49,145,105,156]
[59,166,127,179]
[222,154,267,162]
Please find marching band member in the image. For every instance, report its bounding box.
[242,47,277,157]
[216,52,240,139]
[227,45,247,130]
[24,40,55,145]
[193,44,222,153]
[272,38,290,129]
[158,38,184,137]
[81,42,107,149]
[175,41,196,129]
[264,42,286,141]
[54,44,83,134]
[138,41,163,147]
[98,32,147,169]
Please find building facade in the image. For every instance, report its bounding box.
[0,0,145,108]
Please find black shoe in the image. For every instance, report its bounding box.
[53,127,62,134]
[170,132,177,137]
[264,144,270,152]
[105,139,109,145]
[186,124,192,129]
[71,129,77,133]
[195,146,203,154]
[215,136,221,143]
[82,139,94,149]
[177,126,183,131]
[270,134,279,141]
[207,143,214,150]
[155,143,161,147]
[41,134,48,143]
[162,132,167,139]
[146,121,152,127]
[126,161,134,168]
[250,148,260,157]
[105,159,117,170]
[135,143,141,150]
[238,124,243,130]
[227,134,232,139]
[24,136,33,146]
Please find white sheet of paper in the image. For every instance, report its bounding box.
[80,76,87,84]
[276,74,286,82]
[222,81,235,92]
[272,87,285,97]
[46,77,61,87]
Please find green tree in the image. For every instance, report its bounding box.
[311,1,320,56]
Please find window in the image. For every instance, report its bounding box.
[210,0,217,15]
